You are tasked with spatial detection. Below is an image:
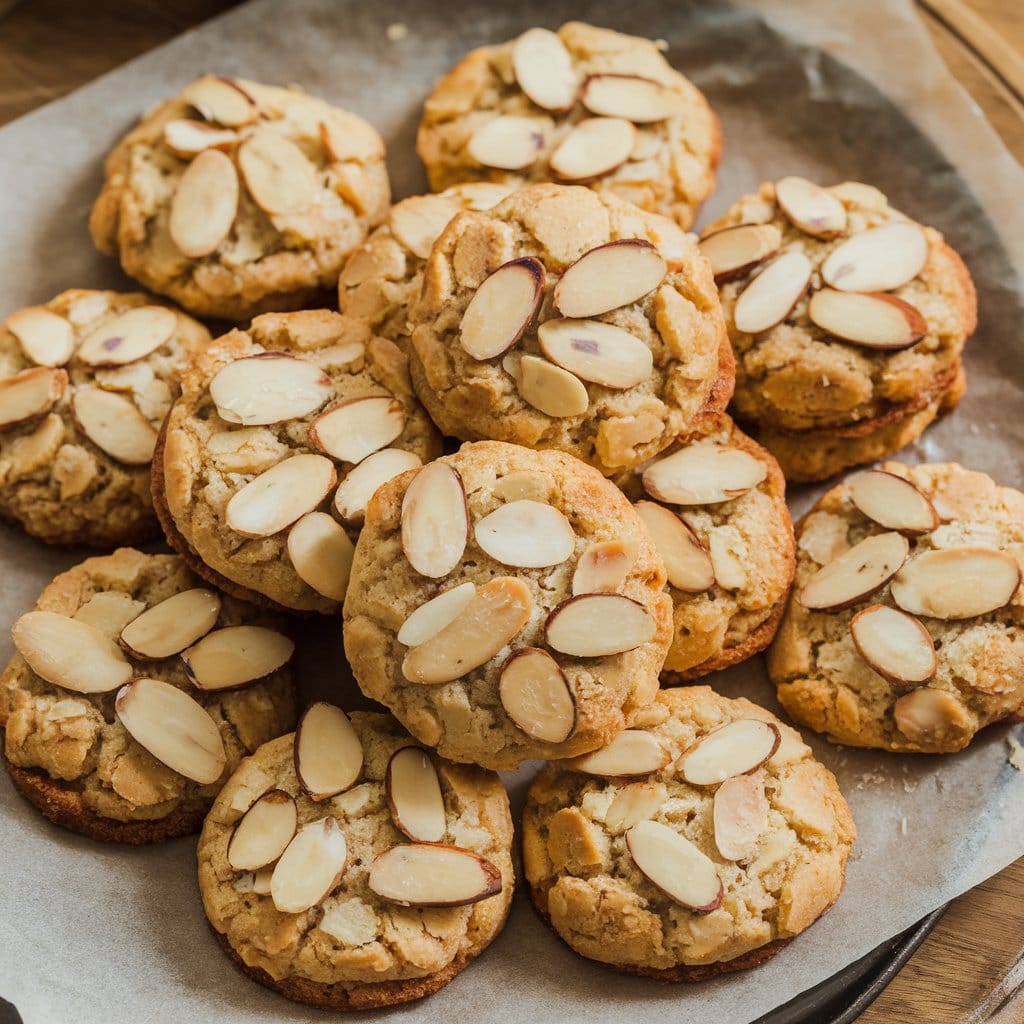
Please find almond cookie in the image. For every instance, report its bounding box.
[0,289,207,547]
[523,686,855,978]
[0,548,297,843]
[154,310,443,614]
[90,76,390,321]
[769,461,1024,753]
[343,440,673,770]
[408,183,732,474]
[615,416,795,680]
[417,22,721,229]
[198,708,513,1010]
[700,179,976,481]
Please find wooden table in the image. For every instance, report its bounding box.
[0,2,1021,1021]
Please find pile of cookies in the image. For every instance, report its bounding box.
[1,19,1019,1013]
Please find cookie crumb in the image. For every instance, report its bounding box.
[899,816,908,836]
[386,22,408,42]
[1009,733,1024,771]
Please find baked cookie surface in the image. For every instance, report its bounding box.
[769,462,1024,753]
[198,711,513,1010]
[0,289,208,547]
[343,440,673,770]
[90,76,390,321]
[523,686,855,978]
[155,310,443,614]
[0,548,297,843]
[417,22,721,228]
[409,183,732,474]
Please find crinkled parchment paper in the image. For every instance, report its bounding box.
[1,2,1022,1022]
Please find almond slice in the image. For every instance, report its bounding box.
[0,367,67,429]
[678,719,781,785]
[270,817,348,914]
[400,463,469,578]
[308,394,405,465]
[641,445,768,505]
[893,688,964,745]
[634,501,715,592]
[498,647,575,743]
[210,354,333,426]
[287,512,354,602]
[734,251,812,334]
[386,746,446,843]
[538,318,652,389]
[626,819,722,912]
[238,128,318,216]
[182,75,256,127]
[182,625,294,691]
[319,114,384,164]
[889,548,1021,620]
[799,531,909,611]
[77,306,178,367]
[713,772,769,861]
[698,224,782,283]
[474,499,575,568]
[163,118,238,157]
[565,729,668,776]
[13,611,132,694]
[605,782,668,833]
[294,702,364,800]
[70,388,158,465]
[5,307,75,367]
[225,454,336,538]
[571,539,639,595]
[169,148,239,258]
[847,470,939,536]
[367,844,502,908]
[545,594,655,657]
[388,195,460,259]
[554,240,667,318]
[460,258,544,361]
[227,790,298,871]
[467,115,549,170]
[808,289,927,350]
[114,677,226,784]
[334,448,422,525]
[514,354,590,417]
[512,28,578,112]
[398,582,476,648]
[775,176,847,239]
[822,222,929,292]
[549,117,635,181]
[580,73,679,123]
[120,588,222,659]
[850,604,937,688]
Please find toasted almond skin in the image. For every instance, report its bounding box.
[227,789,298,871]
[0,367,68,429]
[270,816,348,914]
[698,223,781,283]
[182,625,295,691]
[676,719,781,785]
[847,470,939,536]
[571,539,639,595]
[498,647,576,743]
[224,454,337,539]
[807,290,928,351]
[545,593,656,657]
[460,257,544,361]
[553,239,667,319]
[734,251,812,334]
[626,819,723,913]
[634,500,715,593]
[400,463,470,578]
[798,532,910,612]
[119,587,222,659]
[889,547,1021,620]
[209,353,333,427]
[385,746,447,844]
[367,843,503,908]
[308,394,406,464]
[850,603,937,688]
[334,448,422,525]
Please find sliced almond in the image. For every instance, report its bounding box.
[890,548,1021,620]
[545,594,655,657]
[460,258,544,361]
[70,388,157,465]
[474,499,575,568]
[514,354,589,418]
[808,289,927,351]
[119,588,221,659]
[13,610,132,694]
[605,781,668,833]
[169,148,239,258]
[641,445,768,505]
[850,604,937,688]
[294,702,364,800]
[512,27,578,112]
[571,539,639,595]
[367,844,502,908]
[713,773,769,861]
[182,75,256,127]
[270,817,348,914]
[287,512,354,602]
[0,367,67,429]
[467,115,549,170]
[581,74,679,123]
[565,729,668,776]
[319,114,384,164]
[114,677,226,785]
[238,128,318,216]
[799,531,910,611]
[734,251,812,334]
[308,394,405,465]
[403,577,532,684]
[626,819,722,912]
[210,354,333,427]
[549,117,635,181]
[163,118,238,157]
[389,195,460,260]
[398,582,477,648]
[334,448,422,525]
[538,318,652,389]
[634,500,715,592]
[554,240,666,318]
[822,222,929,292]
[225,454,336,538]
[678,719,781,785]
[182,625,294,691]
[775,176,847,239]
[847,470,939,536]
[698,224,782,283]
[893,688,965,745]
[77,306,178,367]
[227,790,298,871]
[5,307,75,367]
[400,463,469,578]
[386,746,446,843]
[498,647,575,743]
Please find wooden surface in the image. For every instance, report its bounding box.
[0,2,1022,1022]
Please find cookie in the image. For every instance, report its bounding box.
[154,310,443,614]
[699,179,976,481]
[523,686,855,979]
[90,75,390,321]
[769,461,1024,753]
[614,416,795,680]
[417,22,721,229]
[0,289,208,547]
[0,548,297,843]
[343,440,673,770]
[198,709,513,1010]
[408,183,732,474]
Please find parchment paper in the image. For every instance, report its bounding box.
[1,2,1023,1022]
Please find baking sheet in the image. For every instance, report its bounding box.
[1,2,1024,1022]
